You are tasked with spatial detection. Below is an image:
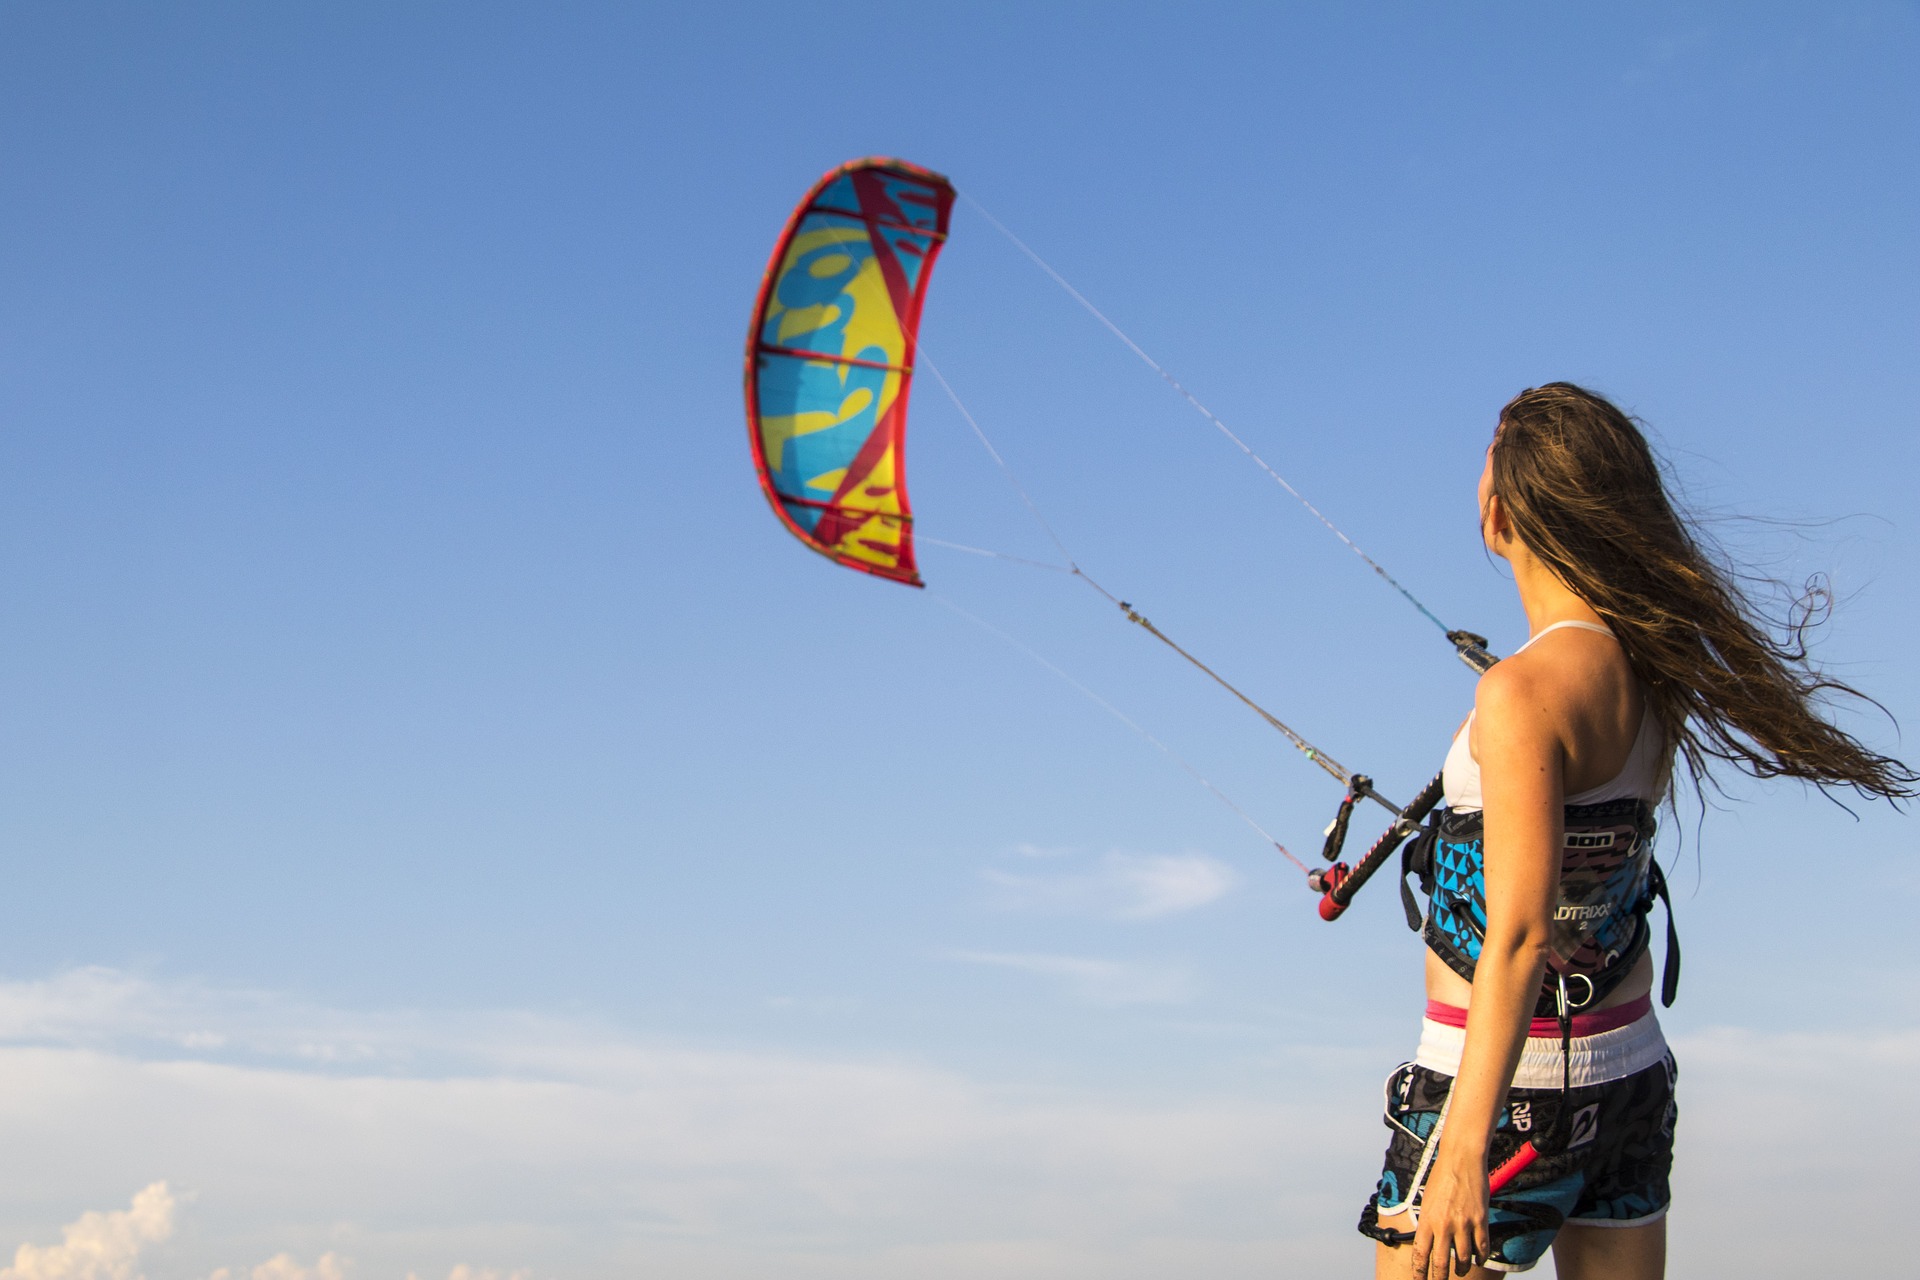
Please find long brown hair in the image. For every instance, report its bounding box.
[1491,382,1915,800]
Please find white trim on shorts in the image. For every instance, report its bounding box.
[1414,1007,1668,1089]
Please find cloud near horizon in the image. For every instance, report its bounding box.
[0,968,1912,1279]
[0,1182,526,1280]
[0,968,1357,1278]
[943,950,1195,1005]
[982,850,1238,919]
[0,1182,173,1280]
[210,1253,347,1280]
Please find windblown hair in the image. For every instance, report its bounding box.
[1491,382,1915,800]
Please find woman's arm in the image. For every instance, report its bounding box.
[1410,662,1564,1280]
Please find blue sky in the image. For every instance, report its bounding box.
[0,3,1915,1277]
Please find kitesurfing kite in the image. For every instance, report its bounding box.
[744,158,953,586]
[741,156,1499,925]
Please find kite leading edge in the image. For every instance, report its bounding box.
[744,157,954,587]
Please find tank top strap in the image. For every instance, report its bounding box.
[1514,619,1616,653]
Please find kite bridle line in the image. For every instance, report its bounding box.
[923,357,1362,795]
[955,188,1500,679]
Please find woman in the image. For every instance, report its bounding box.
[1361,384,1914,1278]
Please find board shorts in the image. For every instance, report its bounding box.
[1357,1011,1677,1272]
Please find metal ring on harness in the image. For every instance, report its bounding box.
[1559,972,1596,1011]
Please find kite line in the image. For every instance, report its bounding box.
[956,189,1496,675]
[922,355,1354,791]
[923,351,1447,913]
[921,303,1480,915]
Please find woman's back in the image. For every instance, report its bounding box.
[1427,620,1662,1014]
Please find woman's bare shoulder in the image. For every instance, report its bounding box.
[1483,630,1627,706]
[1474,630,1638,774]
[1472,647,1557,720]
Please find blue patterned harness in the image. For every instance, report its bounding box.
[1402,798,1679,1016]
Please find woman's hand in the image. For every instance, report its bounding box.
[1410,1147,1491,1278]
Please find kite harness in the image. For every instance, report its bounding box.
[1343,724,1685,1203]
[1407,799,1681,1016]
[1338,790,1685,1211]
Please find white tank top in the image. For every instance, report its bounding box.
[1442,620,1669,814]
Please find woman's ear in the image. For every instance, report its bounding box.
[1482,490,1511,555]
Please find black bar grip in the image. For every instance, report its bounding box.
[1320,770,1446,920]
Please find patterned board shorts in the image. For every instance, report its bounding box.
[1358,1052,1677,1272]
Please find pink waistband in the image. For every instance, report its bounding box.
[1425,992,1653,1039]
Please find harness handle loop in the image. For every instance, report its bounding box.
[1319,776,1368,864]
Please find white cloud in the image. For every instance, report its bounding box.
[944,950,1195,1005]
[0,1189,511,1280]
[0,968,400,1068]
[0,969,1334,1278]
[0,971,1913,1279]
[0,1044,1332,1278]
[1010,843,1075,860]
[216,1256,347,1280]
[983,851,1238,919]
[1105,853,1238,918]
[0,1183,173,1280]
